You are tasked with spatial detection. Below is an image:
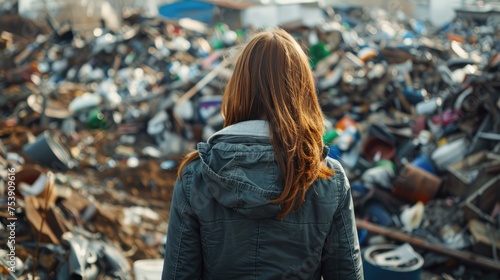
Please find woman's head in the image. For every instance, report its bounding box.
[221,29,315,124]
[222,29,334,218]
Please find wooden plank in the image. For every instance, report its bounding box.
[356,219,500,272]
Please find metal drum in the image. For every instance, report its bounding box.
[363,243,424,280]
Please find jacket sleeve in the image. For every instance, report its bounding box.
[321,164,364,280]
[162,170,203,280]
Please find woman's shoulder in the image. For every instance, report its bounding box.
[325,157,345,175]
[179,157,202,178]
[317,157,350,195]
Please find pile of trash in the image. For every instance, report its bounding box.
[0,8,239,278]
[304,6,500,277]
[1,2,500,279]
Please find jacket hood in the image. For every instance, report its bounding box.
[197,120,283,219]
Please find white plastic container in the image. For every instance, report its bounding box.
[416,98,439,115]
[133,259,164,280]
[431,137,468,171]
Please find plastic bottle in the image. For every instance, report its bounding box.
[336,126,359,151]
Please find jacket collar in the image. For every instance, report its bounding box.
[207,120,269,144]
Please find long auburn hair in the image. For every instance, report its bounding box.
[178,29,334,218]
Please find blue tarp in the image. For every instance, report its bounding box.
[158,1,215,25]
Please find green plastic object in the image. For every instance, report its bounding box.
[215,22,229,33]
[236,29,245,43]
[323,129,341,145]
[87,108,108,130]
[309,42,331,68]
[210,39,224,50]
[375,159,396,173]
[211,22,229,50]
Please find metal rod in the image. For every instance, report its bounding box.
[175,60,230,106]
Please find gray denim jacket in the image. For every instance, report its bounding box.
[162,120,363,280]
